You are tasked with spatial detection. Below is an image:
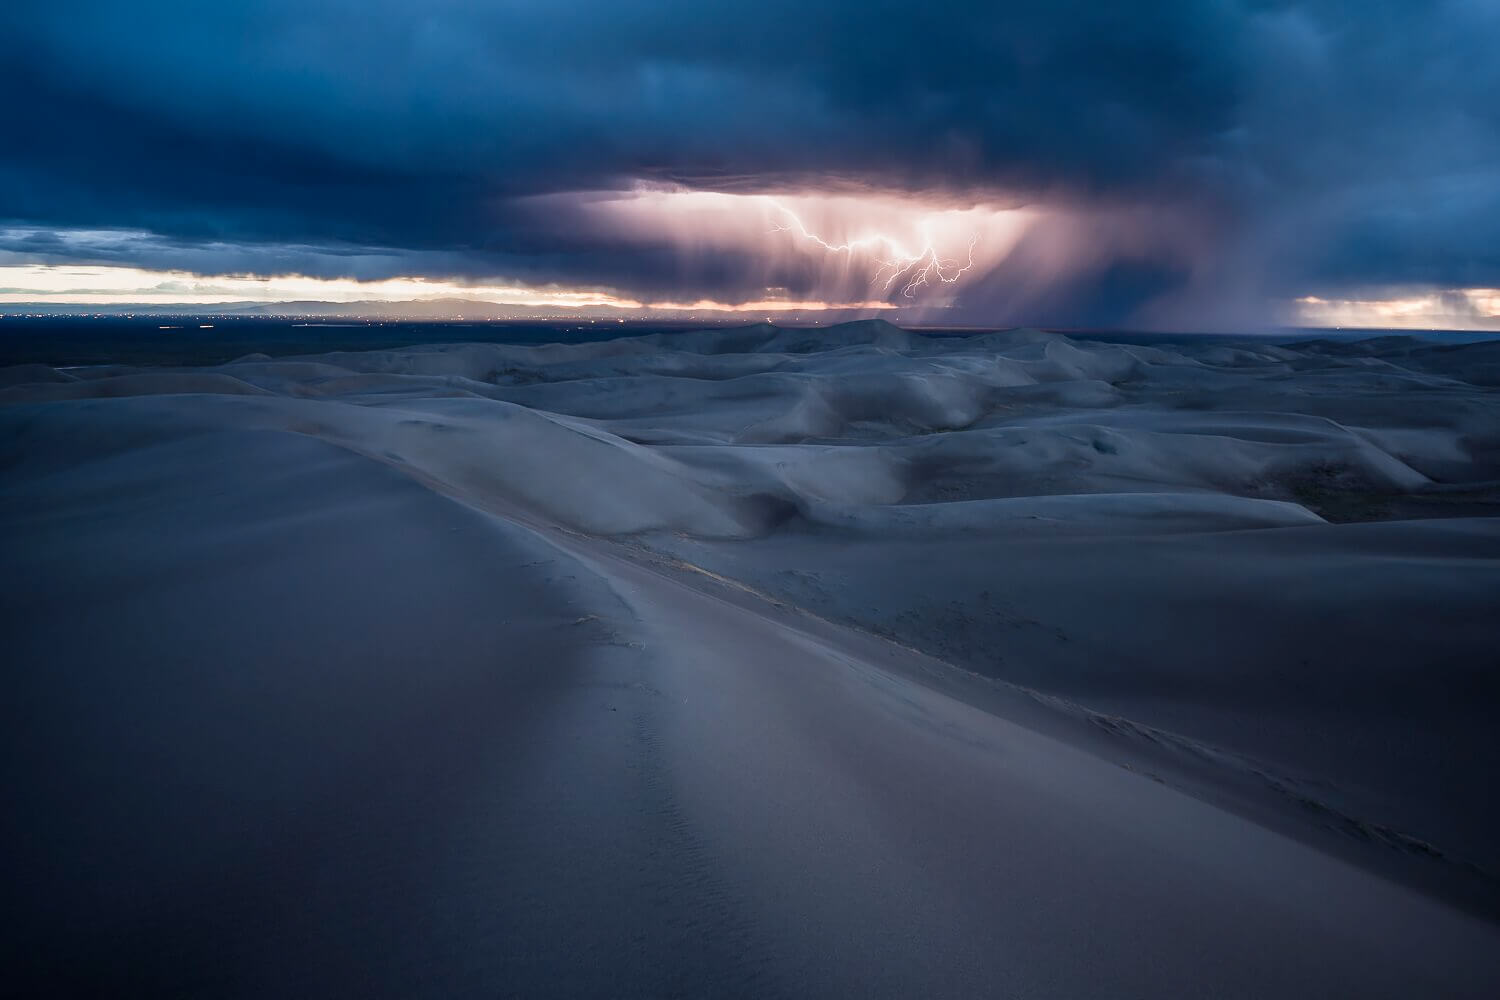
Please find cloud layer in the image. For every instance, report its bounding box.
[4,1,1498,326]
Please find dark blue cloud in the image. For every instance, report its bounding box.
[2,1,1497,323]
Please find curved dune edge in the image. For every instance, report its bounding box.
[3,323,1498,994]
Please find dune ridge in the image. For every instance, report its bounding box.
[4,321,1498,995]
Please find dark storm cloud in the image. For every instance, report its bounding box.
[3,1,1497,322]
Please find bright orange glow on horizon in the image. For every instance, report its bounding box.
[19,186,1485,330]
[0,264,894,314]
[1293,290,1500,330]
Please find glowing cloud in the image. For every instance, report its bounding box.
[528,184,1038,307]
[1293,290,1500,330]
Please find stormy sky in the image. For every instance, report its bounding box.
[3,1,1497,328]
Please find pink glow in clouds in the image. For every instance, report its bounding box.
[4,185,1233,324]
[522,183,1041,308]
[517,182,1235,326]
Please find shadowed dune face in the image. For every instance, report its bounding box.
[3,322,1499,994]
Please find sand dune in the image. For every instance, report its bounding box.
[3,322,1498,994]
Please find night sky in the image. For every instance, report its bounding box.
[3,1,1498,329]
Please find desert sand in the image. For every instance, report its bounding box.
[3,321,1498,995]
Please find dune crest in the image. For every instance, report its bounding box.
[4,323,1499,995]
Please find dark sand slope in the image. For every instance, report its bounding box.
[3,323,1499,996]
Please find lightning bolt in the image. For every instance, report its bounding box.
[769,202,978,298]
